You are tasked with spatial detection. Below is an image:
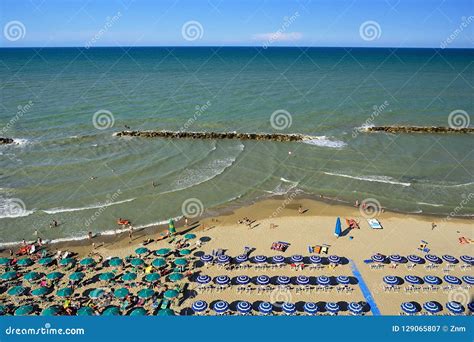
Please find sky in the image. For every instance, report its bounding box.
[0,0,472,48]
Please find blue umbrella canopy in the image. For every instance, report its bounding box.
[442,255,459,264]
[41,305,62,316]
[135,247,149,255]
[89,288,105,299]
[17,258,33,266]
[443,275,461,285]
[383,276,399,285]
[277,276,291,285]
[334,217,342,237]
[152,258,166,268]
[157,308,175,316]
[213,300,229,313]
[389,255,404,263]
[217,255,230,264]
[129,307,147,316]
[325,302,340,313]
[282,302,296,314]
[336,276,350,285]
[317,276,331,286]
[57,287,74,297]
[31,287,52,296]
[192,300,208,313]
[69,272,85,281]
[138,288,155,299]
[371,254,386,263]
[14,304,35,316]
[121,272,137,281]
[237,301,252,314]
[272,255,285,264]
[423,301,442,314]
[309,255,322,264]
[114,288,129,298]
[174,258,188,266]
[425,254,442,264]
[460,255,473,265]
[401,302,419,314]
[200,254,213,263]
[1,271,19,280]
[235,254,248,263]
[80,257,95,266]
[164,289,179,299]
[328,255,341,264]
[102,306,121,316]
[215,275,230,285]
[446,301,464,314]
[290,255,304,263]
[296,275,310,285]
[179,249,191,256]
[108,257,123,267]
[196,275,211,284]
[404,275,422,285]
[462,276,474,285]
[130,258,144,267]
[59,258,75,266]
[253,255,267,263]
[468,302,474,312]
[407,255,423,264]
[38,257,53,266]
[168,273,184,282]
[144,273,161,282]
[236,275,250,285]
[304,302,318,314]
[24,271,41,281]
[258,302,273,314]
[7,286,26,296]
[256,275,270,285]
[0,257,11,266]
[77,307,95,316]
[46,271,64,280]
[348,302,363,314]
[156,248,171,256]
[423,275,442,285]
[184,233,196,240]
[99,272,115,281]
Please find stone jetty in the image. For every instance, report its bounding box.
[365,126,473,134]
[0,137,14,145]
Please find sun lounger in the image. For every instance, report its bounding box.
[367,218,382,229]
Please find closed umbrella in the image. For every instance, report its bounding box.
[168,273,183,282]
[121,272,137,281]
[57,287,73,297]
[258,302,273,315]
[446,301,464,315]
[325,302,340,314]
[114,288,129,298]
[334,217,342,237]
[192,300,208,313]
[99,272,115,282]
[401,302,419,315]
[152,258,166,268]
[236,275,250,285]
[14,305,35,316]
[213,301,229,314]
[144,273,161,283]
[423,301,442,314]
[164,289,179,299]
[348,302,363,315]
[138,288,155,299]
[304,302,318,315]
[237,301,252,314]
[282,302,296,315]
[80,257,95,266]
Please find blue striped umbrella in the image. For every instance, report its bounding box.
[317,276,331,286]
[192,300,208,313]
[258,302,273,315]
[423,275,442,285]
[383,276,399,285]
[446,301,464,314]
[217,255,230,264]
[282,302,296,315]
[254,255,267,263]
[272,255,285,264]
[325,302,340,313]
[423,301,442,314]
[303,302,318,315]
[213,301,229,314]
[237,301,252,314]
[443,275,461,285]
[236,275,250,285]
[348,302,363,315]
[425,254,441,264]
[235,254,248,263]
[401,302,419,314]
[461,276,474,285]
[442,255,459,264]
[196,275,211,284]
[200,254,213,263]
[290,255,304,263]
[336,276,350,285]
[309,255,322,264]
[277,276,291,285]
[256,275,270,285]
[215,275,230,285]
[468,302,474,312]
[371,254,385,263]
[328,255,340,264]
[460,255,473,265]
[407,255,423,264]
[389,255,403,263]
[404,275,422,285]
[296,275,310,285]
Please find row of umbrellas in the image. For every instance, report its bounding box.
[200,254,342,264]
[371,254,473,265]
[195,274,356,286]
[10,304,175,316]
[401,301,473,315]
[383,275,474,286]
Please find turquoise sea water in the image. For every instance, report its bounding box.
[0,47,473,245]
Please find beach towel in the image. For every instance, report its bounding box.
[367,218,382,229]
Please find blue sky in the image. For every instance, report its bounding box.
[1,0,472,48]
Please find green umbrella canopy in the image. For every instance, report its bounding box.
[168,273,184,282]
[77,307,95,316]
[179,249,191,256]
[152,258,166,268]
[7,286,26,296]
[59,258,75,266]
[89,289,105,299]
[184,233,196,240]
[121,272,137,281]
[113,287,129,298]
[42,305,62,316]
[138,288,155,299]
[38,257,53,266]
[24,271,42,281]
[31,287,52,296]
[164,289,179,299]
[135,247,149,255]
[99,272,115,281]
[14,305,35,316]
[80,257,95,266]
[1,271,19,280]
[17,258,33,266]
[144,273,161,282]
[0,257,11,265]
[46,272,64,280]
[69,272,85,281]
[157,308,175,316]
[130,258,144,267]
[174,258,188,266]
[0,305,6,315]
[108,257,122,267]
[57,287,74,297]
[156,248,170,256]
[129,307,147,316]
[102,306,121,316]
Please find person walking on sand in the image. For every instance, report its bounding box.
[184,216,188,227]
[128,227,133,243]
[431,222,437,230]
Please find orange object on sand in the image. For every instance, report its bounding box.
[459,237,472,244]
[117,219,130,226]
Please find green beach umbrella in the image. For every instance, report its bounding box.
[184,233,196,240]
[14,305,35,316]
[80,257,95,266]
[113,287,129,299]
[152,258,166,268]
[108,257,122,267]
[46,271,64,280]
[77,307,95,316]
[17,258,33,267]
[69,272,85,281]
[42,305,62,316]
[59,258,75,266]
[38,257,53,266]
[129,307,147,316]
[156,248,170,256]
[24,271,41,281]
[121,272,137,281]
[157,308,175,316]
[31,287,52,296]
[0,257,11,266]
[164,289,179,299]
[102,306,121,316]
[57,287,74,297]
[130,258,144,267]
[138,288,155,299]
[0,305,6,315]
[89,288,105,299]
[7,286,26,296]
[168,273,184,282]
[144,273,161,282]
[99,272,115,281]
[174,258,188,266]
[135,247,149,255]
[1,271,19,280]
[179,249,191,256]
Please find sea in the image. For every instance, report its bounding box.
[0,47,473,245]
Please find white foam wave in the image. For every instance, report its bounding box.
[323,171,411,187]
[42,198,136,214]
[303,136,347,149]
[416,202,443,207]
[12,138,30,146]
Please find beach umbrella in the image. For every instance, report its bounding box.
[334,217,342,237]
[290,255,304,263]
[7,286,26,296]
[215,275,230,285]
[89,289,105,299]
[152,258,166,268]
[69,272,85,282]
[258,302,273,315]
[282,303,296,315]
[468,302,474,312]
[348,302,363,315]
[138,288,155,299]
[443,275,461,285]
[423,301,442,314]
[135,247,149,255]
[425,254,442,264]
[164,289,179,299]
[17,258,33,267]
[460,255,473,265]
[179,249,191,256]
[235,254,248,263]
[407,255,423,264]
[328,255,340,264]
[254,255,267,263]
[42,305,62,316]
[217,255,230,264]
[113,288,129,299]
[0,257,11,266]
[277,276,291,285]
[102,307,121,316]
[168,273,184,282]
[325,302,340,314]
[144,273,161,283]
[423,275,442,285]
[200,254,213,263]
[336,276,350,285]
[99,272,115,282]
[304,302,318,315]
[24,271,41,281]
[156,248,171,256]
[130,258,144,267]
[237,301,252,314]
[309,255,322,264]
[174,258,188,266]
[46,271,64,280]
[296,275,310,285]
[57,287,73,297]
[383,276,399,286]
[157,308,175,316]
[129,308,147,316]
[59,258,75,266]
[196,275,211,284]
[31,287,52,296]
[317,276,331,286]
[213,301,229,314]
[38,257,53,266]
[80,257,95,266]
[462,276,474,285]
[401,302,419,315]
[236,275,250,285]
[446,301,464,315]
[389,255,404,263]
[192,300,208,313]
[272,255,285,264]
[442,255,459,264]
[184,233,196,240]
[256,275,270,285]
[14,304,34,316]
[404,275,422,285]
[108,257,123,267]
[371,254,386,263]
[168,219,176,235]
[0,305,5,315]
[121,272,137,282]
[77,307,95,316]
